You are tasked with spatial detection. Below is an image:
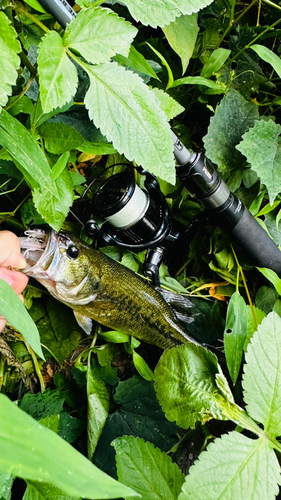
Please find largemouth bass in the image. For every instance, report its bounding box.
[20,228,200,349]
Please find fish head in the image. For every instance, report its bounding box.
[20,228,100,305]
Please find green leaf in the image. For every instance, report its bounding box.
[63,7,137,65]
[51,152,70,181]
[132,351,154,381]
[22,0,47,12]
[243,312,281,437]
[93,376,179,478]
[154,344,228,428]
[147,43,174,89]
[0,13,21,112]
[203,89,259,173]
[19,389,65,420]
[250,44,281,78]
[23,481,80,500]
[163,14,199,74]
[0,279,44,359]
[40,123,84,154]
[121,0,214,28]
[255,285,279,314]
[151,88,184,120]
[113,436,185,500]
[7,96,34,117]
[38,31,78,113]
[224,292,248,384]
[77,141,116,155]
[244,305,266,351]
[200,48,231,78]
[46,297,78,341]
[114,45,159,80]
[83,62,175,183]
[0,110,57,196]
[33,168,75,231]
[0,471,13,500]
[37,315,80,364]
[58,413,85,444]
[170,75,223,91]
[236,119,281,204]
[178,432,280,500]
[99,330,130,343]
[257,267,281,295]
[87,359,110,460]
[0,393,138,499]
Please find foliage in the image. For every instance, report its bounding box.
[2,0,281,498]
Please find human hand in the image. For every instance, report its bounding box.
[0,231,29,333]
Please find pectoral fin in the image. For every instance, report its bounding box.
[74,311,93,335]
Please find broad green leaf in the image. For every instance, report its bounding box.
[99,330,130,343]
[113,436,184,500]
[163,14,199,74]
[0,471,13,500]
[40,123,84,154]
[0,393,137,499]
[200,48,231,78]
[51,152,70,181]
[77,142,117,155]
[251,44,281,78]
[236,119,281,204]
[37,315,80,364]
[87,359,110,460]
[19,389,65,420]
[46,297,78,342]
[154,344,228,428]
[83,62,175,183]
[257,200,281,217]
[243,312,281,438]
[170,76,223,91]
[255,285,279,314]
[203,89,259,173]
[152,88,184,120]
[93,376,178,478]
[122,0,214,28]
[114,45,159,80]
[0,111,57,196]
[224,292,248,384]
[0,279,44,359]
[33,168,75,231]
[257,267,281,295]
[7,96,34,117]
[63,7,137,65]
[132,351,154,381]
[147,43,174,89]
[58,413,85,444]
[23,481,80,500]
[0,13,21,112]
[178,432,280,500]
[244,305,266,350]
[38,31,78,113]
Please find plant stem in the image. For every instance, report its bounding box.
[233,0,259,25]
[20,52,37,77]
[231,245,258,326]
[25,342,45,393]
[263,0,281,12]
[13,5,49,33]
[5,77,35,111]
[219,0,236,46]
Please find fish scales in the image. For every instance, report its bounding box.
[20,229,199,350]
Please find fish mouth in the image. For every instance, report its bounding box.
[20,227,58,279]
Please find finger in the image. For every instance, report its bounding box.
[0,231,27,269]
[0,317,6,333]
[0,267,29,294]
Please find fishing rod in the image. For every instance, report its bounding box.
[34,0,281,284]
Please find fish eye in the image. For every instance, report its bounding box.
[67,245,79,259]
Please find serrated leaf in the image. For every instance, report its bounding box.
[200,48,231,78]
[0,279,44,359]
[243,312,281,438]
[151,88,184,120]
[224,292,248,384]
[38,31,78,113]
[236,119,281,204]
[63,7,137,65]
[0,471,13,500]
[170,76,223,91]
[0,393,137,499]
[178,432,280,500]
[154,344,228,428]
[19,389,65,420]
[122,0,214,28]
[33,168,75,231]
[83,62,175,183]
[163,14,199,74]
[113,436,185,500]
[40,123,84,154]
[0,13,21,112]
[251,44,281,78]
[87,359,110,460]
[0,110,57,196]
[23,481,80,500]
[203,89,259,173]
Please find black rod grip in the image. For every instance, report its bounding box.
[228,206,281,275]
